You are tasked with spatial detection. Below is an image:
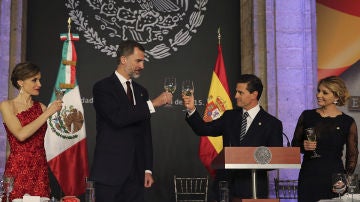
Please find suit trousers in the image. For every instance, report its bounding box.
[95,162,144,202]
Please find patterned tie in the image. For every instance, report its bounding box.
[239,112,249,142]
[126,81,134,105]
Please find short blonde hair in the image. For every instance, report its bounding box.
[318,76,350,106]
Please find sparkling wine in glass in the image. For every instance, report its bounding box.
[164,77,176,94]
[332,173,347,199]
[54,87,65,119]
[164,77,176,106]
[55,87,66,101]
[3,175,14,202]
[305,127,321,158]
[181,80,194,96]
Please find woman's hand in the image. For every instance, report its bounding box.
[303,140,317,151]
[46,100,63,115]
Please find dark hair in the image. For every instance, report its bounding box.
[116,40,145,64]
[11,62,41,89]
[237,74,263,100]
[318,76,349,106]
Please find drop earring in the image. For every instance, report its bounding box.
[333,99,338,105]
[19,86,23,94]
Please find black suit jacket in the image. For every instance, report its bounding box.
[186,107,283,198]
[90,73,153,185]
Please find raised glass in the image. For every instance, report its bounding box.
[305,127,321,158]
[181,80,194,96]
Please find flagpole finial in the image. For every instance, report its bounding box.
[217,27,221,45]
[67,17,71,34]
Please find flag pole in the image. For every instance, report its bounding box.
[217,27,221,45]
[67,17,71,34]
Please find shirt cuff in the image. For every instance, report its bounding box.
[147,100,156,114]
[145,170,152,175]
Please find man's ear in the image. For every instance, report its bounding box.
[120,56,127,64]
[252,91,258,100]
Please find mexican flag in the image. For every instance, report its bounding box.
[45,32,89,196]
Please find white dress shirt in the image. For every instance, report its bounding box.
[115,71,155,113]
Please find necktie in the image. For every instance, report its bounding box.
[126,81,134,105]
[239,112,249,142]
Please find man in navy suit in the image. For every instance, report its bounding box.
[90,40,172,202]
[182,74,283,200]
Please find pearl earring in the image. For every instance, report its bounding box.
[333,99,338,104]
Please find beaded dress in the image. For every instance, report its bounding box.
[3,101,50,200]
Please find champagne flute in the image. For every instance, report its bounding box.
[3,175,14,202]
[164,77,176,105]
[347,174,358,202]
[55,87,65,101]
[181,80,194,96]
[332,173,347,199]
[54,87,65,119]
[305,127,321,158]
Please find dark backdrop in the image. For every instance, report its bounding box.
[26,1,240,201]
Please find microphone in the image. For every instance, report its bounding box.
[282,132,291,147]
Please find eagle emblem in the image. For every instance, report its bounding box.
[48,105,84,139]
[65,0,208,60]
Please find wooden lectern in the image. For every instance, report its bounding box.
[212,147,301,202]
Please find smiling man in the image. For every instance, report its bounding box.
[182,74,283,201]
[90,40,172,202]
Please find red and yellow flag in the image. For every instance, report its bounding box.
[317,0,360,79]
[199,44,233,177]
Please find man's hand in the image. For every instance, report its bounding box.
[182,94,195,112]
[144,172,154,188]
[152,92,173,107]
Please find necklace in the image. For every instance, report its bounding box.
[320,108,328,117]
[320,107,340,118]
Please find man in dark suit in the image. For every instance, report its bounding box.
[182,74,283,200]
[90,40,172,202]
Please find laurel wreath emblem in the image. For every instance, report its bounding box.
[254,146,272,164]
[65,0,208,61]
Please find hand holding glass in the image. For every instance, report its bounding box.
[305,127,321,158]
[54,87,65,119]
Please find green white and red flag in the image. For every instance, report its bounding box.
[45,32,89,196]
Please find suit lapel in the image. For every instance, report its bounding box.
[132,81,141,103]
[246,108,265,136]
[110,73,128,101]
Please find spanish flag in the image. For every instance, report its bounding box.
[317,0,360,79]
[199,43,233,177]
